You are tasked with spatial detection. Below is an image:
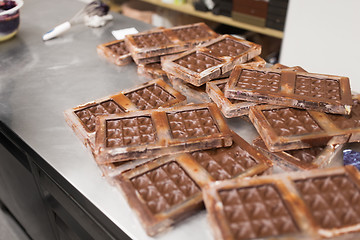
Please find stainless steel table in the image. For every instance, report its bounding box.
[0,0,355,239]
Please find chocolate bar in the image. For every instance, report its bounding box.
[124,22,218,62]
[64,79,186,152]
[249,95,360,152]
[137,62,168,81]
[162,34,261,86]
[225,66,353,115]
[94,103,232,163]
[96,39,132,66]
[203,166,360,240]
[114,155,203,236]
[114,131,272,236]
[253,137,342,170]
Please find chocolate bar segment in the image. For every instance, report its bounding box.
[96,39,132,66]
[290,166,360,238]
[64,79,186,152]
[203,166,360,240]
[124,22,218,60]
[253,137,342,170]
[162,35,261,86]
[294,174,360,229]
[94,103,232,163]
[218,184,299,239]
[115,156,203,236]
[179,131,272,182]
[249,96,360,152]
[226,66,353,115]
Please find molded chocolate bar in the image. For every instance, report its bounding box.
[124,22,218,61]
[64,79,186,152]
[162,34,261,86]
[137,62,168,81]
[249,95,360,152]
[94,103,233,163]
[96,39,132,66]
[114,131,272,236]
[115,155,204,236]
[203,166,360,240]
[253,137,343,170]
[225,66,353,115]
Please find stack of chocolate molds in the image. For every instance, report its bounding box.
[125,22,219,65]
[93,103,233,164]
[64,79,186,154]
[163,34,261,86]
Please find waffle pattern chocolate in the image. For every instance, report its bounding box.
[137,62,168,81]
[162,35,261,86]
[203,166,360,240]
[115,156,203,236]
[253,137,342,170]
[124,22,218,64]
[96,39,132,66]
[64,79,186,152]
[94,103,232,163]
[114,131,272,236]
[225,66,353,115]
[249,96,360,152]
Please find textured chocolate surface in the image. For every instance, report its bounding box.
[228,66,353,115]
[174,52,222,73]
[106,116,156,147]
[132,32,173,48]
[125,83,176,110]
[285,146,325,164]
[235,69,281,92]
[106,41,129,55]
[172,25,211,42]
[75,100,125,132]
[262,108,323,137]
[219,184,299,239]
[207,38,250,58]
[167,108,219,139]
[130,161,200,214]
[294,75,341,101]
[295,174,360,229]
[190,142,258,181]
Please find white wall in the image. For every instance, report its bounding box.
[280,0,360,92]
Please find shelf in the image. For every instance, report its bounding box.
[138,0,283,39]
